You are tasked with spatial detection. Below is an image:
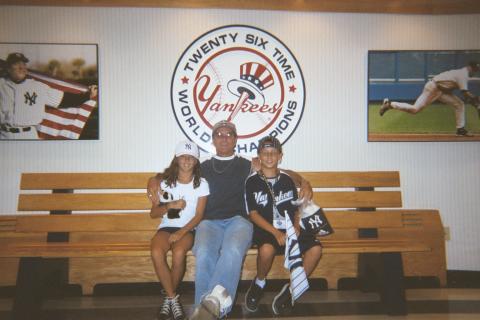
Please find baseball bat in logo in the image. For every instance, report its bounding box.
[171,25,305,156]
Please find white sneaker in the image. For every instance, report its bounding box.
[189,285,232,319]
[210,284,232,313]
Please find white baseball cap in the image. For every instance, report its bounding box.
[175,140,200,159]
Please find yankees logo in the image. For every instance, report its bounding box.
[307,214,325,229]
[24,92,37,106]
[254,191,268,207]
[171,25,305,156]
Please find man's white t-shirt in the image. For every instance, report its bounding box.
[158,177,209,229]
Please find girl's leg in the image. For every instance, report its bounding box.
[151,231,174,296]
[256,243,277,280]
[170,232,194,292]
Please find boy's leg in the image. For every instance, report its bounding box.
[245,243,276,312]
[256,243,277,280]
[272,236,322,316]
[151,231,174,296]
[170,232,194,292]
[303,245,323,276]
[192,220,224,304]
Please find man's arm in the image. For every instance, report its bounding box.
[461,90,480,118]
[147,174,163,206]
[58,85,98,108]
[282,169,313,200]
[462,90,479,105]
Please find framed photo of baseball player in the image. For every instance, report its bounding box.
[368,50,480,141]
[0,43,99,140]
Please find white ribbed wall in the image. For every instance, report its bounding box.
[1,6,479,270]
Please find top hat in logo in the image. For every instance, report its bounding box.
[226,62,275,122]
[171,25,305,156]
[227,62,274,106]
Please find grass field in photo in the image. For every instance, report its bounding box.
[369,102,480,134]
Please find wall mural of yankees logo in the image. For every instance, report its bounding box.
[171,25,305,156]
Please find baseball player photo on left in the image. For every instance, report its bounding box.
[0,43,99,140]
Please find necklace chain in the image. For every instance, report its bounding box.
[211,157,236,174]
[258,170,279,207]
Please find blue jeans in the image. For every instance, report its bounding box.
[192,215,253,309]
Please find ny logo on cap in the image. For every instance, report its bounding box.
[185,143,192,150]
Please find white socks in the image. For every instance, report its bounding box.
[255,277,266,288]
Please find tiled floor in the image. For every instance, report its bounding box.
[1,286,480,319]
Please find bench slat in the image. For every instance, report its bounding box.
[20,173,156,190]
[313,191,402,208]
[8,210,411,233]
[0,239,429,258]
[20,172,400,190]
[15,214,158,232]
[18,191,402,211]
[301,171,400,188]
[18,193,149,211]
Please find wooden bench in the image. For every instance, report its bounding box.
[0,171,446,317]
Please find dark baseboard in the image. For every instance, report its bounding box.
[0,270,479,298]
[447,270,480,288]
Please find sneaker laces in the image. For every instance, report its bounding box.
[170,295,185,319]
[158,297,170,316]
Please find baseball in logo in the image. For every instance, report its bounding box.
[171,25,305,156]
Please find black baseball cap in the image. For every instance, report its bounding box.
[258,136,282,154]
[6,52,29,66]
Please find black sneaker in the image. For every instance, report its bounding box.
[170,295,185,320]
[379,98,392,116]
[456,127,473,137]
[156,296,171,320]
[272,283,293,315]
[245,278,264,312]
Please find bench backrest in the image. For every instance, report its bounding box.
[17,171,402,212]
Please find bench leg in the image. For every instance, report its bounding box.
[380,253,407,315]
[358,253,382,292]
[12,257,44,320]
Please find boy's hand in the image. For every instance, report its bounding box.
[298,179,313,200]
[294,225,301,237]
[273,229,286,246]
[294,213,301,236]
